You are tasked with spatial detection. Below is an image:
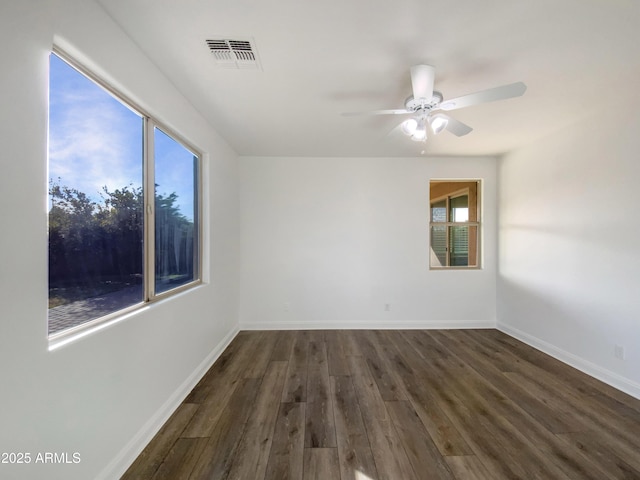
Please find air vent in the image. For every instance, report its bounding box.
[205,38,261,70]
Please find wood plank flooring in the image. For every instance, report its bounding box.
[122,330,640,479]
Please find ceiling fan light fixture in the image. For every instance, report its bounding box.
[400,118,417,136]
[411,131,427,141]
[411,119,427,141]
[429,114,448,134]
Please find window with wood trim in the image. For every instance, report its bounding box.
[48,50,201,339]
[429,180,480,268]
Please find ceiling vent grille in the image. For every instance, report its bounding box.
[205,38,261,70]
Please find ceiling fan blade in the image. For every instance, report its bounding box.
[441,114,473,136]
[341,108,411,117]
[438,81,527,111]
[410,65,435,101]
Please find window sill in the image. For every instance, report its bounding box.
[48,280,202,351]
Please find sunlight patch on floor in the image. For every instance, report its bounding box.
[355,470,375,480]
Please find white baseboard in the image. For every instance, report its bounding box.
[497,322,640,400]
[239,319,496,330]
[97,324,240,480]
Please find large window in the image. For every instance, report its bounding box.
[429,180,480,268]
[48,51,201,338]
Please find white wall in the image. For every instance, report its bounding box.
[0,1,239,479]
[239,156,497,329]
[498,99,640,398]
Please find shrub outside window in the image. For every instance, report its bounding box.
[48,50,201,338]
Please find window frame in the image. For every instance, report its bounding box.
[429,180,481,270]
[147,120,203,301]
[48,48,203,344]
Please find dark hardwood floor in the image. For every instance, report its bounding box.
[122,329,640,479]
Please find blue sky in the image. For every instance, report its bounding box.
[49,53,196,221]
[154,127,196,221]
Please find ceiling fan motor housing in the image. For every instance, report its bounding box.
[404,91,443,114]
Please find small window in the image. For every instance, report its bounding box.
[48,51,201,338]
[429,180,480,268]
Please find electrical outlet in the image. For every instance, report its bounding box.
[284,302,291,312]
[384,303,391,312]
[614,344,625,360]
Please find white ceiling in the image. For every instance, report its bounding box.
[97,0,640,157]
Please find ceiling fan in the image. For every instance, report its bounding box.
[343,65,526,142]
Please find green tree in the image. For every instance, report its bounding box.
[49,179,102,286]
[48,179,193,304]
[155,189,194,288]
[97,184,144,277]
